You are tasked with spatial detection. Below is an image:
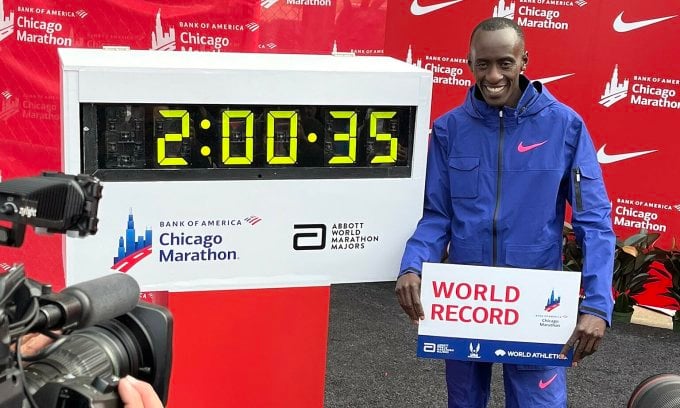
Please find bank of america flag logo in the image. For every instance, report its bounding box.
[1,90,10,99]
[600,65,629,107]
[246,22,259,32]
[575,0,587,6]
[151,9,175,51]
[545,289,561,312]
[493,0,515,19]
[112,210,153,273]
[244,215,262,225]
[0,0,15,42]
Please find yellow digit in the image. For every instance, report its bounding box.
[222,110,254,165]
[370,111,397,164]
[328,111,357,164]
[267,111,297,165]
[157,109,190,166]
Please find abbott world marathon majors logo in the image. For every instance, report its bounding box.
[151,9,254,52]
[492,0,586,31]
[292,222,380,251]
[0,0,85,46]
[406,46,471,88]
[600,65,680,110]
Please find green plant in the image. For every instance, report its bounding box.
[651,239,680,323]
[612,230,660,313]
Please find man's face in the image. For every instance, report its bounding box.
[468,28,527,108]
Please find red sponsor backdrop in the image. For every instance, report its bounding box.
[0,0,678,402]
[384,0,680,310]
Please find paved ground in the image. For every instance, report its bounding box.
[324,282,680,408]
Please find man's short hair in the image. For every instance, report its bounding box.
[470,17,525,49]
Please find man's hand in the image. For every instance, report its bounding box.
[560,313,606,365]
[395,273,424,325]
[119,376,164,408]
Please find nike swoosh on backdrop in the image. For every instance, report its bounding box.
[539,373,558,390]
[613,12,677,32]
[410,0,463,16]
[517,140,548,153]
[533,73,575,85]
[596,144,657,164]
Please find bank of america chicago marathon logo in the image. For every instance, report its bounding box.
[599,65,680,110]
[0,89,19,121]
[0,0,86,46]
[406,45,576,90]
[544,289,560,312]
[491,0,585,31]
[260,0,331,9]
[111,210,153,273]
[0,0,15,42]
[151,9,258,52]
[112,211,263,272]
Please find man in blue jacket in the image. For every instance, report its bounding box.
[395,17,615,408]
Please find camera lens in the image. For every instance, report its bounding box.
[628,374,680,408]
[23,319,142,395]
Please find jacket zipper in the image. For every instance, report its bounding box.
[574,168,583,211]
[492,109,504,266]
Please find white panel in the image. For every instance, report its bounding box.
[60,49,433,290]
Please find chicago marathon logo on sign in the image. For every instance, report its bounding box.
[491,0,585,31]
[600,65,680,110]
[151,9,175,51]
[112,210,153,273]
[406,46,472,88]
[1,2,82,46]
[152,9,250,52]
[544,289,561,312]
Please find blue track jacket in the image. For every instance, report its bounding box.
[400,78,615,324]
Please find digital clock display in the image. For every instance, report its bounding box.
[81,104,416,181]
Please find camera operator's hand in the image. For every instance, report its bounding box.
[119,376,164,408]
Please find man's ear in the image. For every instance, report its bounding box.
[521,51,529,72]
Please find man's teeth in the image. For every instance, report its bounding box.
[485,85,505,95]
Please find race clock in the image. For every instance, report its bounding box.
[60,49,433,290]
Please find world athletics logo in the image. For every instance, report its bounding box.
[112,209,152,273]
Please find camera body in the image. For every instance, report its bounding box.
[0,173,173,407]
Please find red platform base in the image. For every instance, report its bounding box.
[165,285,330,407]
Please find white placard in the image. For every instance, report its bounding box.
[417,263,581,366]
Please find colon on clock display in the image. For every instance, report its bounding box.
[81,103,416,181]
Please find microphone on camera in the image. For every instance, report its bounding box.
[32,273,141,331]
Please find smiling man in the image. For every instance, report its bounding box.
[395,17,615,408]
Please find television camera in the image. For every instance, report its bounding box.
[0,172,172,408]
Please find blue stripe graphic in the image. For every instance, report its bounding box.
[417,335,573,367]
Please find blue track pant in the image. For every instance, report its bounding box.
[445,360,567,408]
